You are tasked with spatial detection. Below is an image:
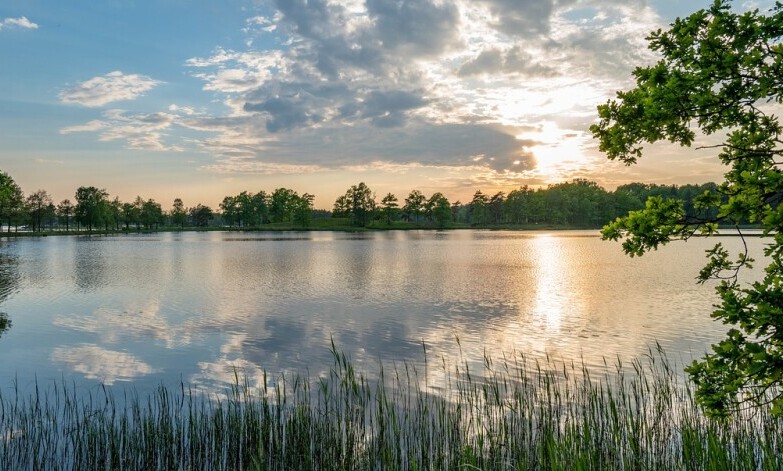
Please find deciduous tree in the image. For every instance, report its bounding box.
[107,197,122,230]
[74,186,108,232]
[591,0,783,415]
[270,188,297,223]
[428,192,451,229]
[332,195,350,218]
[220,196,238,227]
[56,199,74,231]
[25,190,53,232]
[190,204,214,227]
[0,171,23,233]
[121,202,138,230]
[344,183,376,227]
[251,191,269,225]
[140,199,163,230]
[292,193,315,228]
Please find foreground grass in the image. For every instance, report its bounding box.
[1,347,780,470]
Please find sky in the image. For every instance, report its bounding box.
[0,0,776,209]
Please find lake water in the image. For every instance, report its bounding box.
[0,230,766,397]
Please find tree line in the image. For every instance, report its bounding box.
[0,172,211,232]
[219,189,315,228]
[333,179,723,229]
[0,169,724,233]
[0,170,320,233]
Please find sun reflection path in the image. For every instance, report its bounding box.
[530,234,571,331]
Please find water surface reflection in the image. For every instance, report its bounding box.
[0,245,19,340]
[0,230,766,396]
[0,250,19,304]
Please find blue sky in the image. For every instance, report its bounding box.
[0,0,776,208]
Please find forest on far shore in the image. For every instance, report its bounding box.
[0,170,723,232]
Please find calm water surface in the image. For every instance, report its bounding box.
[0,230,766,396]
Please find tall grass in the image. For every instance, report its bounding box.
[0,345,780,470]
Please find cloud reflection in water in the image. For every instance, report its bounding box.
[0,231,761,398]
[51,345,157,385]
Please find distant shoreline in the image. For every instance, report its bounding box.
[0,222,765,238]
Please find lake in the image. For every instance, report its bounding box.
[0,230,766,397]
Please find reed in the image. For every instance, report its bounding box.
[0,345,780,470]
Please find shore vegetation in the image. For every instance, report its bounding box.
[0,347,780,470]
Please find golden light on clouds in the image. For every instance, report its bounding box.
[4,0,747,207]
[517,121,593,182]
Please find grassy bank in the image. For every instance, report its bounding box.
[1,347,780,470]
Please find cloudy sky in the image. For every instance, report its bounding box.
[0,0,774,208]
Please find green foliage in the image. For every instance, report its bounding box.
[121,200,139,230]
[252,191,270,225]
[270,188,298,224]
[602,196,686,257]
[380,192,399,225]
[56,199,74,231]
[0,348,780,470]
[292,193,314,228]
[339,182,376,227]
[403,189,425,224]
[74,186,109,232]
[469,190,488,225]
[220,195,239,226]
[171,198,187,228]
[189,204,214,227]
[0,166,728,234]
[107,197,122,230]
[487,191,504,224]
[0,171,24,232]
[592,0,783,416]
[427,192,451,228]
[140,198,163,230]
[220,189,292,227]
[25,189,54,232]
[474,179,650,227]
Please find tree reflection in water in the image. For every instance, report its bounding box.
[0,250,19,338]
[0,312,10,338]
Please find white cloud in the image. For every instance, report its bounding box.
[168,104,200,116]
[66,1,699,188]
[741,1,779,11]
[0,16,38,31]
[201,157,326,175]
[184,116,537,175]
[61,109,183,152]
[59,120,108,134]
[172,0,666,182]
[59,71,162,107]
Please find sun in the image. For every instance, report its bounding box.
[517,121,593,182]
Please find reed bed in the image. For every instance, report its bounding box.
[0,345,780,470]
